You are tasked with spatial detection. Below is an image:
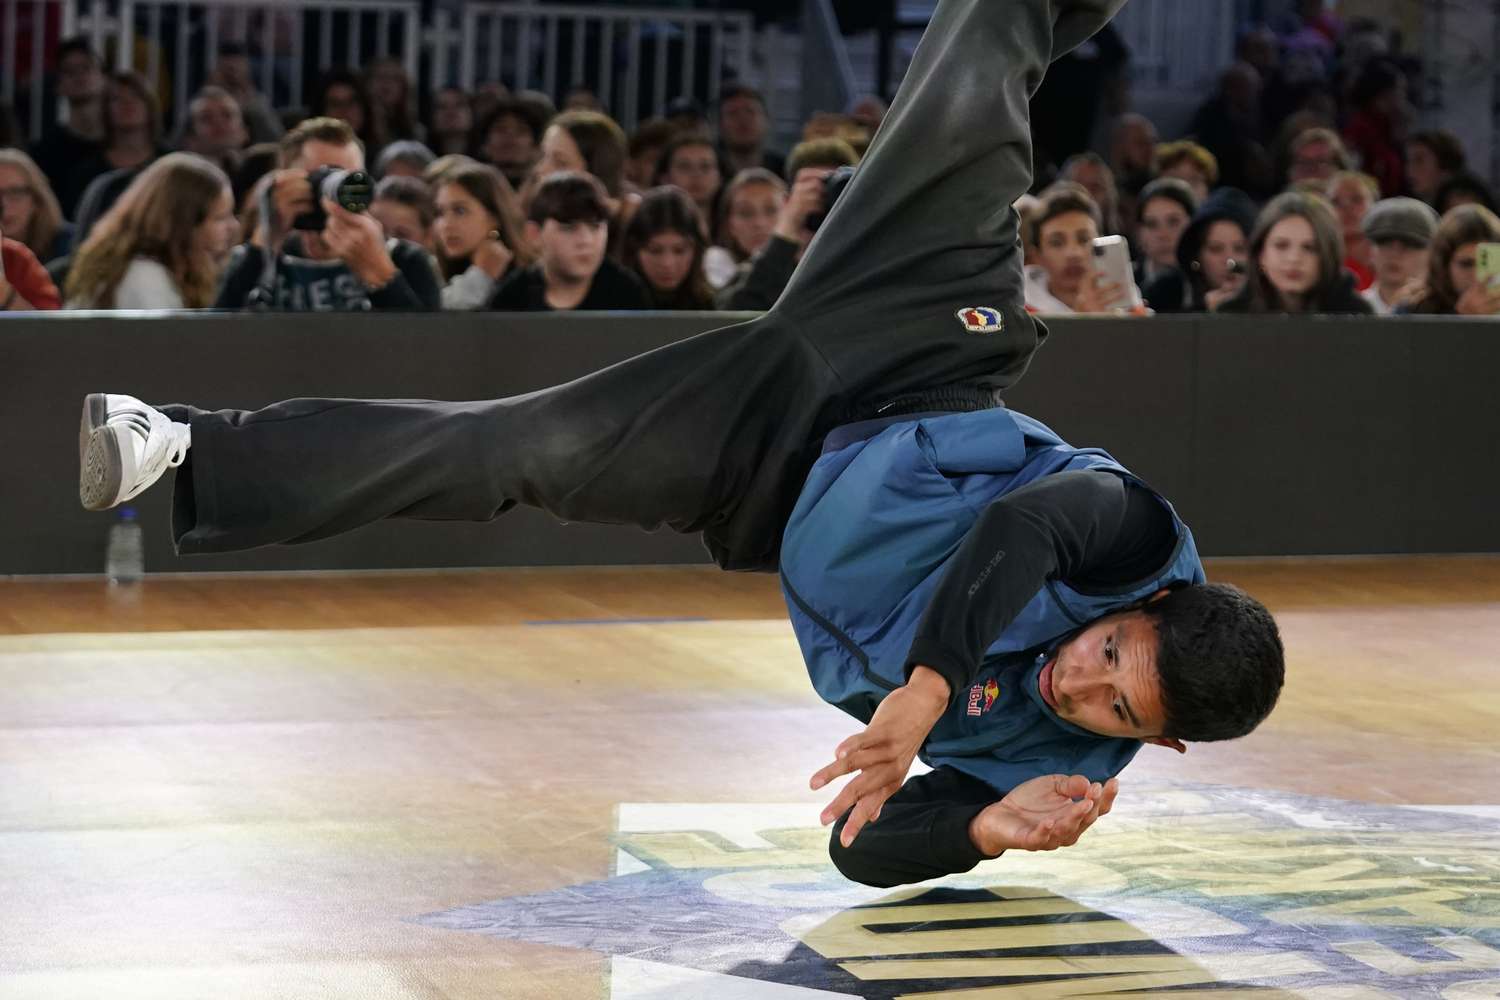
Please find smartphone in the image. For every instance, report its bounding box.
[1091,235,1142,310]
[1476,243,1500,290]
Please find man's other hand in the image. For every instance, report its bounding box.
[970,774,1119,856]
[322,200,398,289]
[811,665,950,848]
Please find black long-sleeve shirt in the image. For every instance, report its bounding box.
[833,469,1178,887]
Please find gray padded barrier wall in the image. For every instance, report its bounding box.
[3,311,1497,575]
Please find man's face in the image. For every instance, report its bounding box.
[719,95,766,149]
[1290,139,1338,183]
[1039,610,1167,739]
[190,96,246,152]
[537,218,609,284]
[1371,238,1426,290]
[58,51,104,102]
[484,115,539,172]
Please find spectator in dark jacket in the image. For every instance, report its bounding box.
[1215,192,1373,315]
[214,117,441,311]
[489,171,648,311]
[1143,187,1257,314]
[60,71,166,221]
[1132,178,1197,292]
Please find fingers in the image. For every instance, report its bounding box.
[1052,774,1090,800]
[837,782,899,848]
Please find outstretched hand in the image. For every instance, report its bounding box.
[971,774,1120,856]
[811,666,950,848]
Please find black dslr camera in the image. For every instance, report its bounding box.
[806,164,857,233]
[292,167,375,231]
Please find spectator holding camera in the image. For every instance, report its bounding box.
[1214,191,1372,314]
[1023,183,1137,314]
[1404,205,1500,316]
[214,117,441,311]
[705,167,787,289]
[623,186,715,310]
[1142,187,1255,314]
[64,153,238,309]
[1358,197,1437,315]
[432,162,533,310]
[716,139,858,311]
[488,171,647,312]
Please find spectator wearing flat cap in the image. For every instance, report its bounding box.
[1359,197,1439,315]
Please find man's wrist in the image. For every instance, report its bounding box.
[907,664,952,705]
[968,804,1006,858]
[355,253,398,290]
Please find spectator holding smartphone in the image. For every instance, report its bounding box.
[1214,192,1373,314]
[1024,183,1132,314]
[1404,205,1500,316]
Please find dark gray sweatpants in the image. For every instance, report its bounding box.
[167,0,1127,572]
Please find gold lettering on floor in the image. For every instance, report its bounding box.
[1336,936,1500,975]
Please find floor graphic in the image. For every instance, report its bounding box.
[414,785,1500,998]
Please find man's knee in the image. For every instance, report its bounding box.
[827,816,904,889]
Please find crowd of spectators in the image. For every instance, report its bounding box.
[2,9,1499,320]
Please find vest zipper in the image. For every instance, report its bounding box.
[780,572,899,692]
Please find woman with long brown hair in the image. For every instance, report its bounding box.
[1215,191,1372,314]
[621,185,715,310]
[65,153,240,309]
[0,148,71,262]
[1405,204,1500,315]
[432,162,535,310]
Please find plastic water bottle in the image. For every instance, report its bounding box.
[105,507,145,584]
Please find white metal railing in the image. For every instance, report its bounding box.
[435,2,756,132]
[7,0,756,141]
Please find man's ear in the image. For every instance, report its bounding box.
[1144,737,1187,754]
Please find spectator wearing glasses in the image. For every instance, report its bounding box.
[1214,191,1372,315]
[1405,130,1465,208]
[1326,171,1378,291]
[64,153,239,309]
[1142,187,1256,314]
[0,149,73,263]
[718,85,786,178]
[1358,197,1437,315]
[623,186,716,310]
[29,38,106,210]
[488,171,648,312]
[1133,178,1197,291]
[432,162,533,310]
[1404,205,1500,317]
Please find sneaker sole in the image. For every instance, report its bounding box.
[79,394,124,512]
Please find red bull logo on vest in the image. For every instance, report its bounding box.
[966,678,1001,717]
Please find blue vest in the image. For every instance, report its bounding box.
[779,407,1205,793]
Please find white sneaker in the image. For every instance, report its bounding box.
[79,393,191,511]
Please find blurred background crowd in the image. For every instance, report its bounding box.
[1,0,1498,318]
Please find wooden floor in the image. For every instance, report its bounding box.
[2,558,1498,999]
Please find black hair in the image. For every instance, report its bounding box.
[57,36,98,64]
[527,170,610,226]
[1435,171,1499,215]
[1143,583,1284,742]
[477,98,551,146]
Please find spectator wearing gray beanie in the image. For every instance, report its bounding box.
[1360,197,1439,315]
